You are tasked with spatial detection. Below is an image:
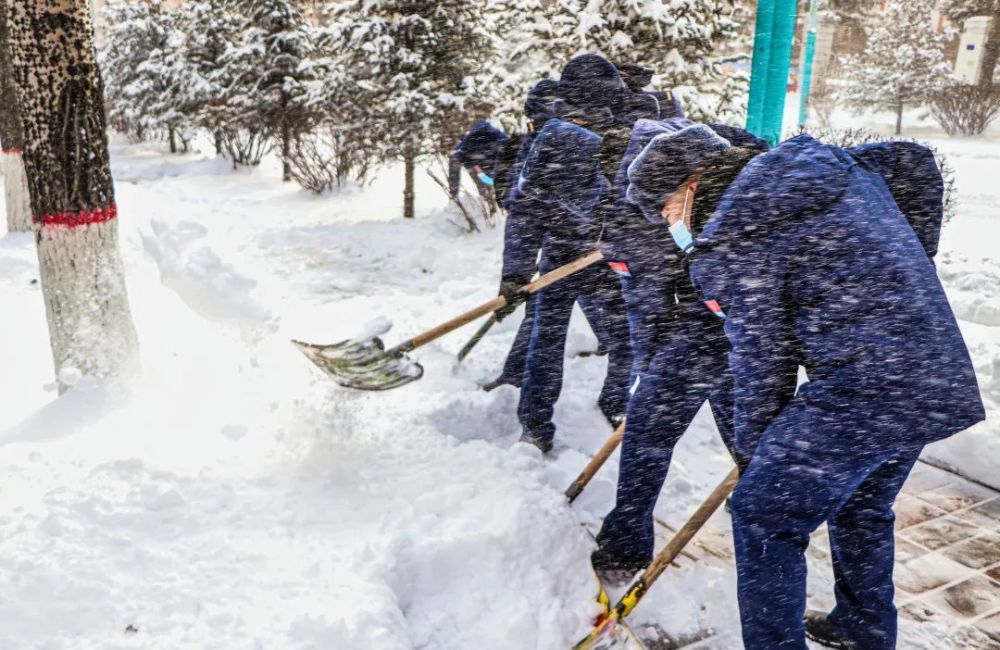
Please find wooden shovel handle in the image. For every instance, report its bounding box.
[406,250,604,351]
[643,466,740,587]
[565,421,626,503]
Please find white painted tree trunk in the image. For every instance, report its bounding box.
[5,1,140,390]
[2,150,31,233]
[36,217,139,387]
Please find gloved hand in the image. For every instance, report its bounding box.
[495,278,525,322]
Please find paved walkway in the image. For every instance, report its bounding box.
[807,461,1000,648]
[886,462,999,647]
[618,461,1000,649]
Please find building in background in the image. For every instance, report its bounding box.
[954,15,997,84]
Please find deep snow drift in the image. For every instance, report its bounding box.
[1,121,998,648]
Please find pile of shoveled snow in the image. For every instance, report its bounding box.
[0,172,601,648]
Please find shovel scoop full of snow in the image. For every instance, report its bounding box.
[292,337,424,391]
[293,251,605,392]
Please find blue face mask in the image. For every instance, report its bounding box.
[478,172,494,186]
[669,220,694,253]
[668,185,695,253]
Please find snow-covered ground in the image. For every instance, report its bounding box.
[0,115,997,648]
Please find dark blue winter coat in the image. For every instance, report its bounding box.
[687,134,984,456]
[500,119,607,285]
[496,80,562,284]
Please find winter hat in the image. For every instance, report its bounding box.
[452,120,509,177]
[623,91,661,122]
[615,63,655,92]
[626,124,731,224]
[556,54,627,126]
[524,79,560,130]
[707,123,770,152]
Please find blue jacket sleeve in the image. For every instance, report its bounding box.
[688,184,801,457]
[518,121,607,221]
[500,195,544,285]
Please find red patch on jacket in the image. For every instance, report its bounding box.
[608,261,632,278]
[704,299,727,319]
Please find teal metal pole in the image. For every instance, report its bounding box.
[746,0,777,137]
[798,0,821,128]
[760,0,800,146]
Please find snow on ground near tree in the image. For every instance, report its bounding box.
[0,120,998,648]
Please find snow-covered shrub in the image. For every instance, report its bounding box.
[221,129,272,168]
[286,126,373,194]
[931,83,1000,136]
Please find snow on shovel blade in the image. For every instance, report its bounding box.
[292,337,424,391]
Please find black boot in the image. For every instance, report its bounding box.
[590,547,647,588]
[804,610,858,649]
[518,431,553,455]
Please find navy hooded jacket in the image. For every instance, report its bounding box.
[496,80,567,284]
[687,135,984,455]
[847,141,944,260]
[500,58,626,282]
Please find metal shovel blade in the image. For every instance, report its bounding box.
[292,337,424,391]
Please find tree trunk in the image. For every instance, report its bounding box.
[0,3,30,233]
[4,0,139,389]
[1,150,31,232]
[168,125,177,154]
[895,101,904,135]
[403,150,415,219]
[978,13,1000,88]
[214,129,223,156]
[282,121,291,182]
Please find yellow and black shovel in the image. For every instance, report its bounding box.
[572,466,740,650]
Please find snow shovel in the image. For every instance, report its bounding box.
[565,420,626,503]
[293,250,604,391]
[571,466,741,650]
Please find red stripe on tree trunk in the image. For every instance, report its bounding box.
[1,148,22,154]
[36,204,118,227]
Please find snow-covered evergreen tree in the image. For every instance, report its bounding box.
[561,0,749,122]
[298,26,379,189]
[840,0,953,134]
[481,0,567,130]
[330,1,494,218]
[222,0,316,178]
[176,0,243,155]
[99,0,184,146]
[143,9,193,153]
